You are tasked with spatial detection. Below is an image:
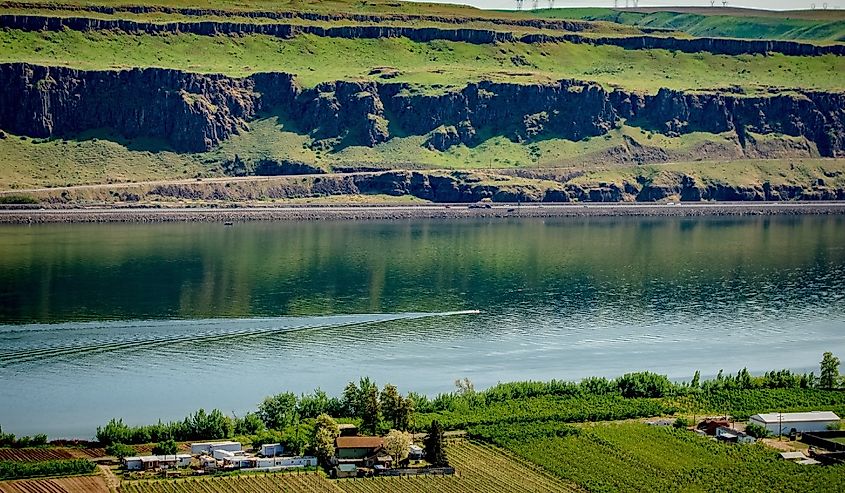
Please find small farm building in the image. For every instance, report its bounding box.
[715,426,756,444]
[260,443,284,457]
[123,454,192,471]
[749,411,840,435]
[191,441,242,455]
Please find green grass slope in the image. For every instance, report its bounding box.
[534,7,845,41]
[1,30,842,94]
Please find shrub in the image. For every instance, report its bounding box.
[745,423,770,438]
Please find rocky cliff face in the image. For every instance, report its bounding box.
[614,88,845,156]
[1,1,598,33]
[3,14,844,57]
[1,63,843,157]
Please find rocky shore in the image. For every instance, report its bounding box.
[2,203,845,224]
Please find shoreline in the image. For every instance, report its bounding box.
[3,202,845,223]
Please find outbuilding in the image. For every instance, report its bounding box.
[191,441,242,455]
[123,454,192,471]
[260,443,284,457]
[715,426,756,444]
[749,411,840,435]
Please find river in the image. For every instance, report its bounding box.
[1,216,844,437]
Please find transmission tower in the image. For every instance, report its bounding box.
[516,0,524,10]
[532,0,539,10]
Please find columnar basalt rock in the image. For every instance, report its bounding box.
[0,63,843,157]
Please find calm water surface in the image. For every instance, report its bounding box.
[1,217,844,437]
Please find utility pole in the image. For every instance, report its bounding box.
[778,411,783,441]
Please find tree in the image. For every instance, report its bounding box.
[105,443,135,459]
[152,439,177,455]
[361,385,381,435]
[384,430,413,464]
[820,352,840,389]
[673,417,691,429]
[311,414,339,466]
[690,370,701,389]
[455,377,475,396]
[233,412,265,435]
[395,396,414,432]
[615,372,674,398]
[424,420,447,466]
[341,382,361,417]
[96,418,131,446]
[258,392,298,429]
[381,384,401,428]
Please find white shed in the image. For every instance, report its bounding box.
[260,443,284,457]
[749,411,840,435]
[191,441,242,455]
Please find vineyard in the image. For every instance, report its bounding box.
[0,452,72,463]
[0,450,104,462]
[0,475,108,493]
[335,440,580,493]
[119,471,339,493]
[476,421,845,493]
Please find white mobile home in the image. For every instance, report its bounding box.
[191,441,242,455]
[123,454,192,471]
[749,411,840,435]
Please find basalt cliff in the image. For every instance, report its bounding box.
[1,62,843,157]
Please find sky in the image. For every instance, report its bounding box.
[414,0,844,11]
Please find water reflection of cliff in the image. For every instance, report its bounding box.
[1,216,844,323]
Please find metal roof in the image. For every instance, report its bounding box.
[336,436,384,449]
[750,411,840,423]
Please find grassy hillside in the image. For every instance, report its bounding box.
[534,7,845,41]
[0,1,843,194]
[1,29,842,94]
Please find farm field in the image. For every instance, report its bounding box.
[335,440,579,493]
[119,472,338,493]
[473,421,845,493]
[0,475,108,493]
[0,449,105,462]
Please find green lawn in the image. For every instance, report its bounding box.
[1,30,841,94]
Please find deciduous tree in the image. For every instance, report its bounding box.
[311,414,339,466]
[820,352,840,389]
[384,430,413,464]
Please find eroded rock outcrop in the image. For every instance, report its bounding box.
[2,14,844,57]
[1,63,843,157]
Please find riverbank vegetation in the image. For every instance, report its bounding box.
[94,356,844,448]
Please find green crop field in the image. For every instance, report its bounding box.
[473,421,845,493]
[1,29,842,94]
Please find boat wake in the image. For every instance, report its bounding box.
[0,311,479,368]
